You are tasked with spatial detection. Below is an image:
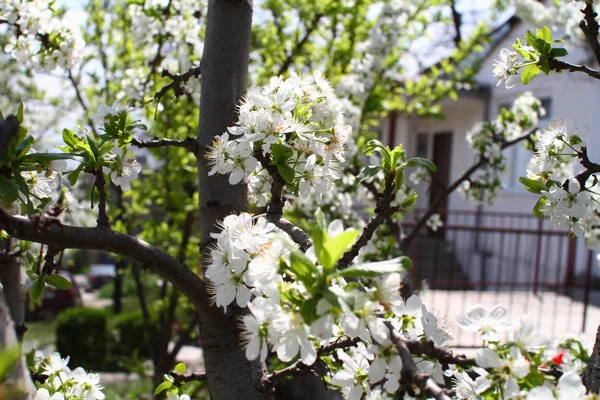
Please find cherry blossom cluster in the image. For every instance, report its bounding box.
[511,0,590,45]
[527,119,585,181]
[454,304,593,399]
[31,351,105,400]
[461,92,545,205]
[207,73,352,205]
[1,0,84,71]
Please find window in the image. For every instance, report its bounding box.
[416,133,429,158]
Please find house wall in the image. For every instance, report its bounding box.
[386,19,600,282]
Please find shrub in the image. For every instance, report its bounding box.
[55,308,108,372]
[110,309,157,362]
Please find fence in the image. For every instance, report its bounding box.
[403,208,599,347]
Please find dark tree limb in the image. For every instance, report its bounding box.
[385,321,453,400]
[172,371,208,384]
[449,0,462,47]
[338,172,400,268]
[401,127,537,251]
[255,152,312,251]
[262,336,361,387]
[0,209,215,322]
[131,137,200,154]
[548,58,600,81]
[93,172,110,228]
[0,239,26,342]
[155,66,202,101]
[579,2,600,66]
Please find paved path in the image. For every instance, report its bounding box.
[420,289,600,347]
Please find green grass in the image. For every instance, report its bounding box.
[24,319,56,348]
[101,376,154,400]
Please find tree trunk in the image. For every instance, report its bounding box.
[583,324,600,393]
[196,0,270,399]
[0,240,26,341]
[0,240,34,398]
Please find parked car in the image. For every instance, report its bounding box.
[87,264,116,291]
[26,271,82,320]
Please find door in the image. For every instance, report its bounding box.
[429,132,452,237]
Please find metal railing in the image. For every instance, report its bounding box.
[402,208,599,347]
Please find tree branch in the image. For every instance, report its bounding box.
[155,66,202,101]
[277,13,322,76]
[262,336,361,386]
[93,172,110,228]
[449,0,462,47]
[385,321,453,400]
[579,2,600,66]
[131,137,200,154]
[401,127,537,250]
[255,152,313,251]
[172,371,208,384]
[0,210,214,321]
[548,58,600,81]
[338,172,400,268]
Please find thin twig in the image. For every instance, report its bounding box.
[277,13,322,76]
[67,69,99,137]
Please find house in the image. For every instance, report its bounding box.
[383,13,600,296]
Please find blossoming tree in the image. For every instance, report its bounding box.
[1,0,600,399]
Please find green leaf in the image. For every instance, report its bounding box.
[0,176,19,202]
[289,250,319,287]
[277,163,295,184]
[333,257,412,279]
[300,298,319,325]
[405,157,437,172]
[320,229,360,272]
[0,346,20,381]
[68,167,82,186]
[154,380,172,396]
[550,48,568,58]
[363,139,393,172]
[16,103,23,124]
[533,196,546,219]
[14,136,35,157]
[536,26,552,43]
[521,64,541,85]
[314,208,327,231]
[46,274,72,290]
[271,143,293,163]
[19,152,82,163]
[173,362,186,374]
[393,169,404,191]
[30,275,46,304]
[519,177,547,194]
[355,165,380,186]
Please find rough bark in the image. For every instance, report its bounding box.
[0,239,26,342]
[583,325,600,393]
[0,291,35,399]
[196,1,269,399]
